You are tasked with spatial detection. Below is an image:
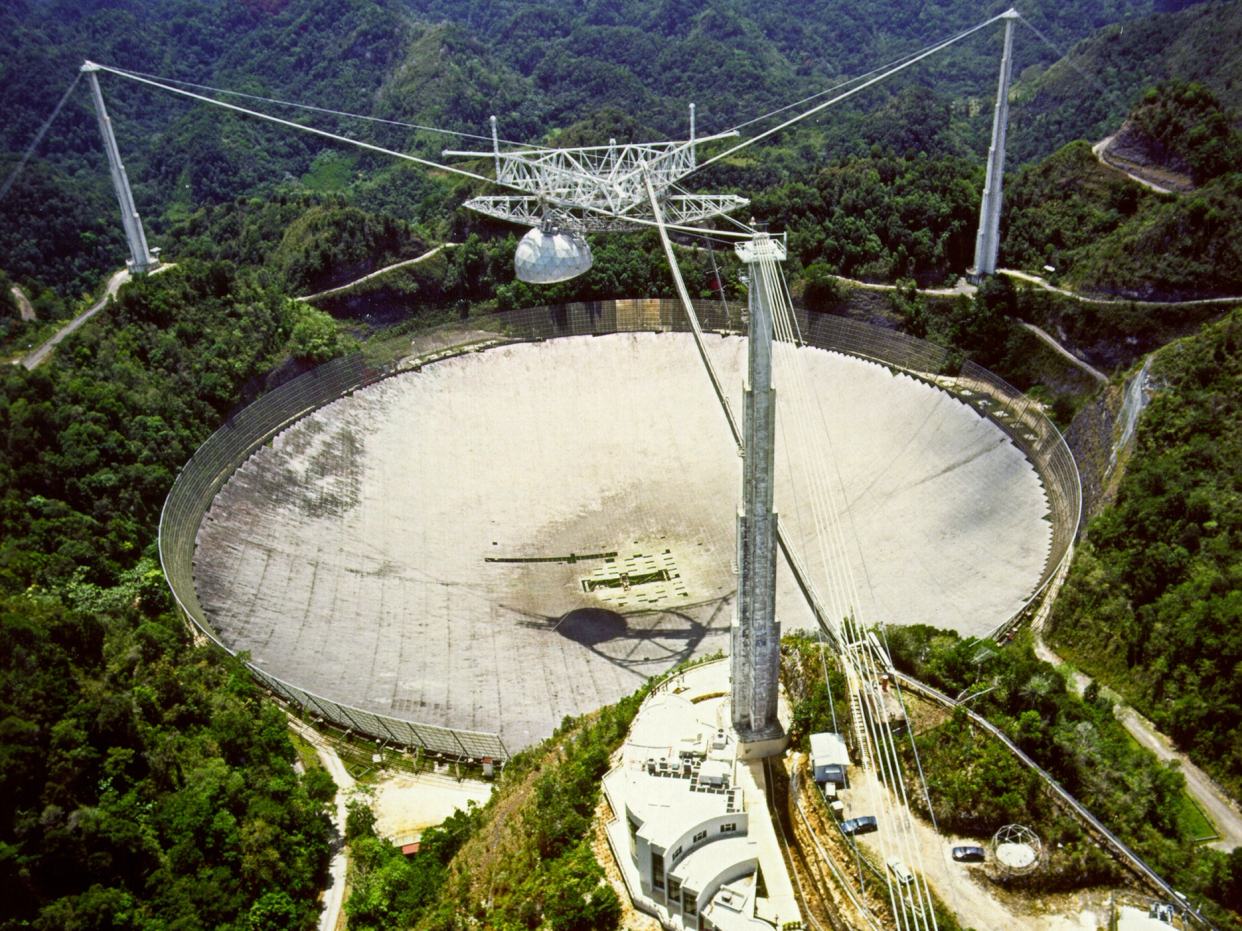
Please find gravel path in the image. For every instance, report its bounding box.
[1092,136,1173,194]
[296,244,455,303]
[287,719,354,931]
[1017,320,1109,383]
[10,285,34,321]
[845,766,1052,931]
[21,267,131,369]
[1033,640,1242,851]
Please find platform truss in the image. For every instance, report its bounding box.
[445,116,748,232]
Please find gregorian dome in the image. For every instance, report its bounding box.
[514,226,594,283]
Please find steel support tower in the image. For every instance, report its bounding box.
[731,235,785,748]
[82,62,158,275]
[970,9,1019,280]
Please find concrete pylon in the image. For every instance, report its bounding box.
[731,234,787,758]
[82,62,158,275]
[970,9,1019,280]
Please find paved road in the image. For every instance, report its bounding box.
[824,273,977,297]
[843,764,1052,931]
[1000,267,1242,307]
[288,719,355,931]
[1033,640,1242,851]
[1092,136,1173,194]
[21,267,131,370]
[1017,320,1109,383]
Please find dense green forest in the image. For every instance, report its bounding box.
[1049,314,1242,799]
[3,0,1242,927]
[0,593,336,930]
[0,259,354,927]
[3,0,1221,302]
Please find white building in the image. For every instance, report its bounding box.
[602,659,800,930]
[809,732,850,787]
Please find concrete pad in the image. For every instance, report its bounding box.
[372,772,493,845]
[195,333,1050,750]
[736,760,800,926]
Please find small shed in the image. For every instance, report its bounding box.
[810,732,850,786]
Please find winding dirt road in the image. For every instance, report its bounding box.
[1033,640,1242,851]
[287,719,354,931]
[21,267,131,370]
[1092,136,1173,194]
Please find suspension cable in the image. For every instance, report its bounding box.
[1016,16,1124,105]
[711,16,1016,138]
[101,65,547,147]
[692,12,1009,176]
[86,62,498,186]
[0,72,83,203]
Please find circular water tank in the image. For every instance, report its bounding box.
[514,227,593,283]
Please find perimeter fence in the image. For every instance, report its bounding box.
[159,297,1080,758]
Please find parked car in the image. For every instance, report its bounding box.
[886,855,915,886]
[952,845,986,863]
[841,816,878,836]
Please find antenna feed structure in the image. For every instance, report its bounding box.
[446,111,746,283]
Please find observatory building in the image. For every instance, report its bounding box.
[602,658,800,930]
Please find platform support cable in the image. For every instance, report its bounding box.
[86,61,497,187]
[763,257,943,928]
[765,266,934,929]
[0,72,82,203]
[692,12,1009,177]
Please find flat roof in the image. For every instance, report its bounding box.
[670,834,758,891]
[629,768,735,849]
[810,732,850,766]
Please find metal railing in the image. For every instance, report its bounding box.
[159,298,1081,759]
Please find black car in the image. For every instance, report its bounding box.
[841,816,878,836]
[952,845,986,863]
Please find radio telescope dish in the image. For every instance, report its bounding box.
[515,226,593,283]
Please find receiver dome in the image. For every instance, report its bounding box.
[515,227,593,283]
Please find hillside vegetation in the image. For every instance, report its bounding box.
[1000,81,1242,300]
[343,688,650,931]
[4,1,1242,927]
[0,593,336,931]
[0,0,1170,300]
[1008,0,1242,166]
[1049,313,1242,800]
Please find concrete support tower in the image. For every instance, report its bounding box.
[731,234,785,753]
[82,62,158,275]
[970,9,1019,280]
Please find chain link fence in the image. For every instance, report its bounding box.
[160,299,1080,757]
